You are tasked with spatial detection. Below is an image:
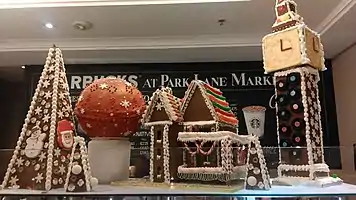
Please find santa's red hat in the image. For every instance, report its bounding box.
[57,120,74,135]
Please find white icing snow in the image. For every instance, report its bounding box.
[177,131,253,144]
[144,121,173,126]
[182,121,216,126]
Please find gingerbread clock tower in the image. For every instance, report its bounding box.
[262,0,341,186]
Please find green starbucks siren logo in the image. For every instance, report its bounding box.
[250,118,261,129]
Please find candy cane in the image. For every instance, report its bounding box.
[198,141,216,156]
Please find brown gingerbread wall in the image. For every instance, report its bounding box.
[168,123,183,180]
[153,125,164,182]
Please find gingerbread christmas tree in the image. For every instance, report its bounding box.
[244,138,271,190]
[1,47,77,190]
[65,136,97,192]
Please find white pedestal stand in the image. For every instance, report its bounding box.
[88,138,131,184]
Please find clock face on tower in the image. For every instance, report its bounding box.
[263,27,303,72]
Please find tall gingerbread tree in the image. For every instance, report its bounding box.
[1,47,77,190]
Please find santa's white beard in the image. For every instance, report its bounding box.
[62,139,73,149]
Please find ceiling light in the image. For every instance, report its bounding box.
[218,19,226,26]
[21,65,26,69]
[45,23,54,29]
[73,21,92,31]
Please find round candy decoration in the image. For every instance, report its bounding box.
[75,78,146,138]
[72,164,82,175]
[276,80,287,91]
[288,73,300,84]
[247,176,257,186]
[90,177,99,186]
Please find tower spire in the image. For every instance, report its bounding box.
[272,0,304,32]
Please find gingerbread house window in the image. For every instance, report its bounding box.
[157,166,162,175]
[156,148,162,156]
[277,4,288,16]
[156,130,162,140]
[289,3,296,12]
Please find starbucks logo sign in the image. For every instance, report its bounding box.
[249,118,261,129]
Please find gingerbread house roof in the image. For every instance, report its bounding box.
[142,87,183,125]
[180,80,238,127]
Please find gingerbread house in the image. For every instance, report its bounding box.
[262,0,342,186]
[142,87,183,183]
[177,80,251,183]
[1,47,77,190]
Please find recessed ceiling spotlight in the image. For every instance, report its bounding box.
[45,23,54,29]
[21,65,26,69]
[73,21,92,31]
[218,19,226,26]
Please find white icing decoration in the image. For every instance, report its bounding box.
[247,176,257,186]
[90,177,98,187]
[58,164,66,175]
[144,121,173,127]
[9,176,19,187]
[149,126,154,182]
[178,166,245,174]
[67,184,75,192]
[25,127,46,159]
[253,168,261,175]
[77,179,85,187]
[178,131,252,144]
[163,124,171,183]
[72,164,82,175]
[34,173,44,183]
[182,121,216,126]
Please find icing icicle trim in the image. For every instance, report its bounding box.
[144,121,173,126]
[45,48,62,191]
[178,166,246,174]
[162,124,171,183]
[178,131,252,144]
[149,126,155,182]
[182,121,216,126]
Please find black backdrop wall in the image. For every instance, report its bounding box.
[25,61,341,169]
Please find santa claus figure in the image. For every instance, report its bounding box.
[57,120,74,150]
[25,126,46,158]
